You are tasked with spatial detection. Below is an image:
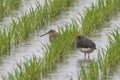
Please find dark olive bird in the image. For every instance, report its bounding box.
[40,29,58,42]
[76,35,96,59]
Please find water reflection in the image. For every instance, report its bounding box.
[78,58,95,64]
[2,0,120,80]
[78,58,95,69]
[0,0,44,29]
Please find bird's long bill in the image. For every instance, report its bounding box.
[40,32,49,37]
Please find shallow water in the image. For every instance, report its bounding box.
[110,64,120,80]
[0,0,120,80]
[43,13,120,80]
[0,0,96,79]
[0,0,44,29]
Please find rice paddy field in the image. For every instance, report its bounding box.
[0,0,120,80]
[0,0,21,20]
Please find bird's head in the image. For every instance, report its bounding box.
[76,35,84,41]
[40,30,56,37]
[47,30,56,34]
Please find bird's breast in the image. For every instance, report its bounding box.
[49,34,57,42]
[78,48,95,53]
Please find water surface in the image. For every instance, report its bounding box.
[1,0,120,80]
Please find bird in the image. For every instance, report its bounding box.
[75,35,96,59]
[40,29,59,42]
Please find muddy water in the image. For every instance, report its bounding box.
[42,14,120,80]
[0,0,44,29]
[110,64,120,80]
[1,0,120,80]
[107,14,120,80]
[0,0,97,79]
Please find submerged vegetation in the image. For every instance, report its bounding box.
[79,61,99,80]
[2,21,80,80]
[1,0,120,80]
[0,0,21,20]
[80,0,120,36]
[0,0,3,19]
[99,28,120,76]
[0,0,74,56]
[76,28,120,80]
[75,0,120,79]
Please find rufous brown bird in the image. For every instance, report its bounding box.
[40,29,59,42]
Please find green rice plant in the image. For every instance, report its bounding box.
[88,62,99,80]
[0,28,12,57]
[98,28,120,75]
[0,0,3,19]
[49,0,74,18]
[2,55,43,80]
[72,0,120,79]
[3,0,21,13]
[76,28,120,80]
[75,61,99,80]
[79,0,120,36]
[4,0,120,79]
[0,0,75,56]
[2,20,80,80]
[42,21,80,73]
[0,0,21,20]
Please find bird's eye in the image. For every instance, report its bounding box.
[76,36,79,40]
[49,30,52,32]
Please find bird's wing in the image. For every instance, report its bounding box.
[77,39,96,48]
[82,39,96,48]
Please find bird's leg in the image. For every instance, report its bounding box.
[88,53,90,59]
[84,53,86,59]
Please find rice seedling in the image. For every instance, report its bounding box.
[74,27,120,80]
[60,0,120,79]
[0,0,3,19]
[79,61,99,80]
[98,28,120,76]
[72,28,119,80]
[71,0,120,79]
[79,0,120,36]
[2,55,43,80]
[48,0,74,18]
[2,20,80,80]
[0,28,12,57]
[0,0,74,56]
[0,0,21,20]
[3,0,120,79]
